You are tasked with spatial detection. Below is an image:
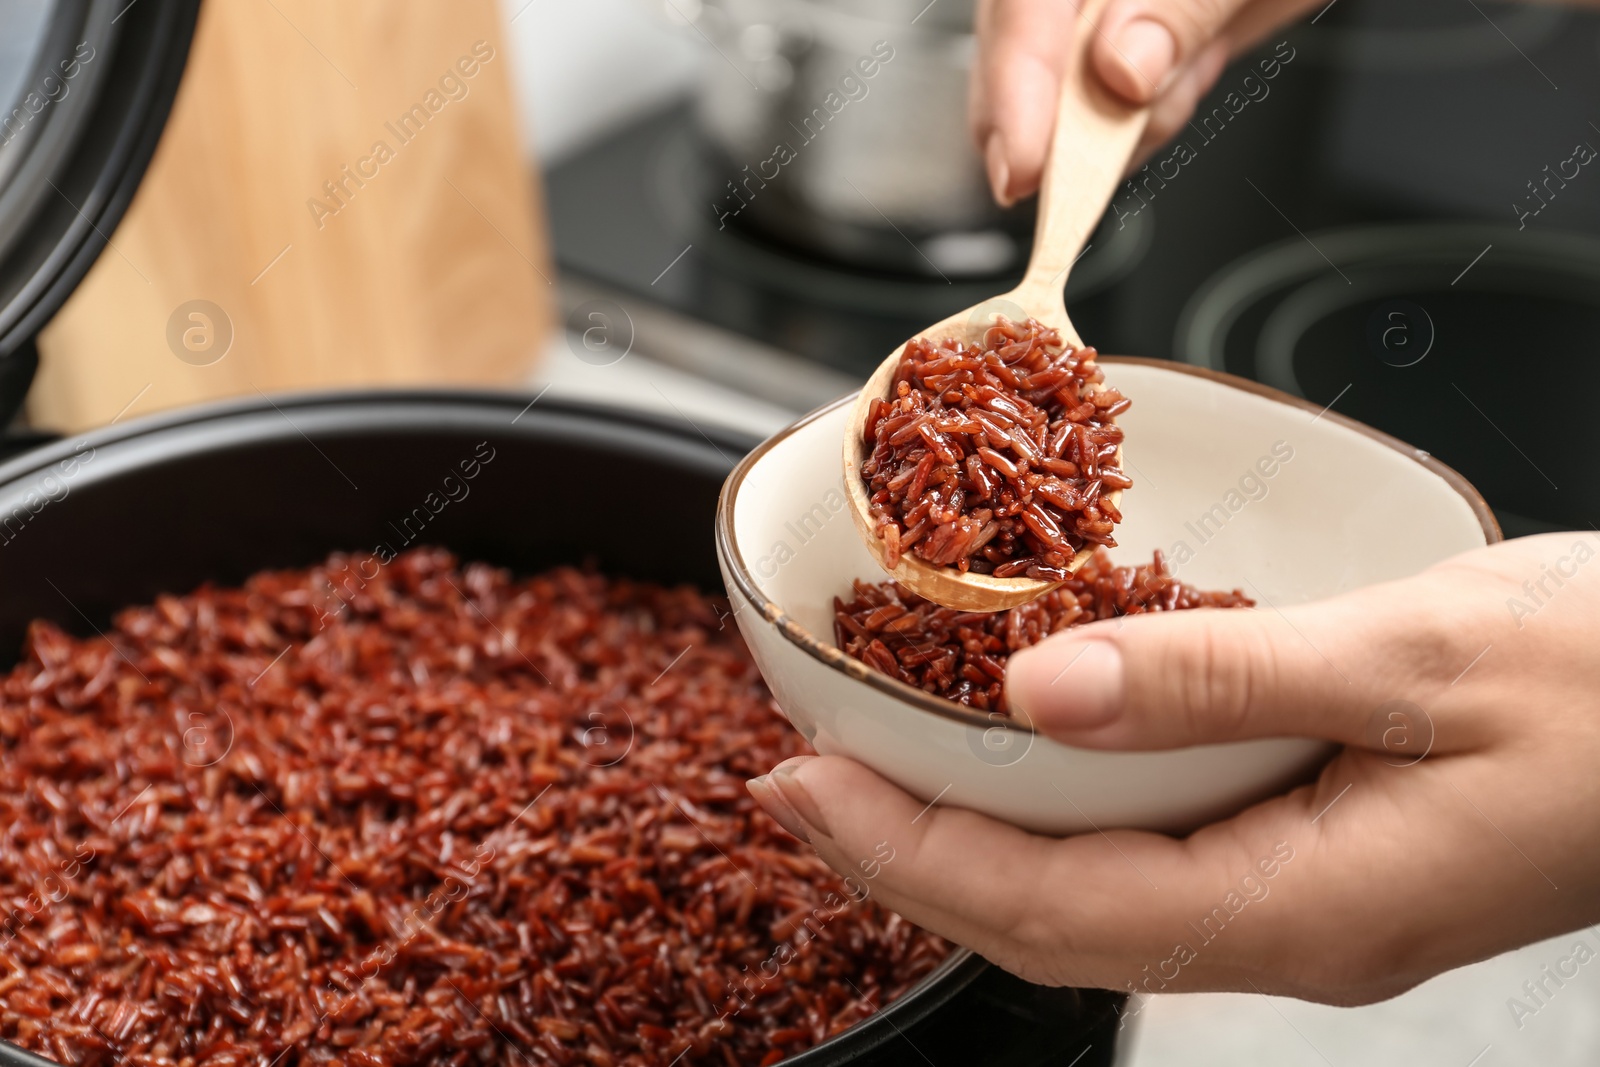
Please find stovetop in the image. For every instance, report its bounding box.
[543,103,1153,391]
[548,0,1600,539]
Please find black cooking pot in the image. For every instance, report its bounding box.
[0,390,1123,1066]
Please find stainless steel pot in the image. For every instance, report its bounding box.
[691,0,1029,276]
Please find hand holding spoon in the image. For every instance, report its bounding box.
[842,0,1150,611]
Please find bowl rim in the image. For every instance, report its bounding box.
[715,355,1503,735]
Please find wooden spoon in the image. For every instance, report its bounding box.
[842,0,1150,611]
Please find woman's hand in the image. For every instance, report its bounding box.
[971,0,1327,203]
[746,533,1600,1005]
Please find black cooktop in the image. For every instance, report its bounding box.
[548,0,1600,538]
[543,102,1152,386]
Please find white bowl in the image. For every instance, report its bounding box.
[715,358,1499,835]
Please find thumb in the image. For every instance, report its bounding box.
[1005,591,1450,751]
[1091,0,1254,103]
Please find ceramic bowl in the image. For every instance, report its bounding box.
[715,357,1499,835]
[720,356,1491,831]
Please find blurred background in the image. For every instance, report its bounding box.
[3,0,1598,1062]
[514,0,1600,550]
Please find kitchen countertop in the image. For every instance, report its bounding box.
[532,327,801,441]
[1125,931,1600,1067]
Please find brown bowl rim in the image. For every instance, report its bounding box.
[715,355,1503,736]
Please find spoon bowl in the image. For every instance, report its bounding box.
[842,294,1116,611]
[842,0,1149,610]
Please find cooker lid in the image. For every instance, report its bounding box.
[0,0,199,419]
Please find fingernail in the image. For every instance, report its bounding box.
[747,775,811,843]
[984,131,1013,208]
[1111,18,1177,97]
[1007,640,1125,730]
[771,755,832,838]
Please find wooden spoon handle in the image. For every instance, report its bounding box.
[1018,0,1152,304]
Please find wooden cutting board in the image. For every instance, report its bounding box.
[28,0,552,433]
